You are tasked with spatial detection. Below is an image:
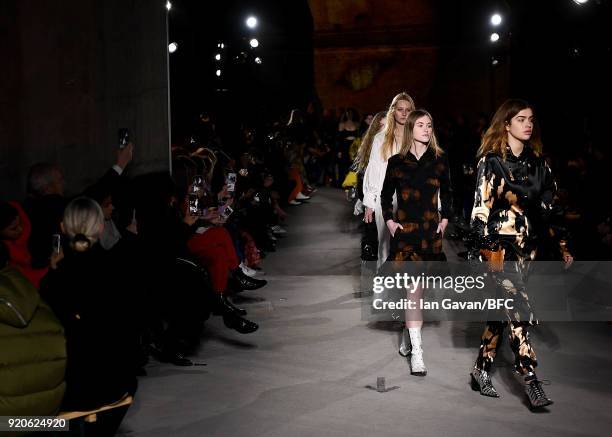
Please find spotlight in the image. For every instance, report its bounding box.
[216,69,222,77]
[246,16,258,29]
[217,43,225,49]
[491,14,502,26]
[215,53,221,61]
[490,33,500,43]
[166,1,172,11]
[249,38,259,48]
[255,57,262,64]
[168,42,178,53]
[491,58,499,66]
[572,0,589,5]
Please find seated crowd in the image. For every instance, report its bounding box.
[0,116,317,430]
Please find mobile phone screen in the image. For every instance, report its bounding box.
[118,128,130,149]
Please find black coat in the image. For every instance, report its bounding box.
[39,244,137,411]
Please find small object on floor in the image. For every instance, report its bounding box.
[470,368,499,397]
[524,373,553,409]
[365,376,400,393]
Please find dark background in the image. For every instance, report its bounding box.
[168,0,611,159]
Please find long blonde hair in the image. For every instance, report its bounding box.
[381,92,415,160]
[399,109,444,158]
[353,111,386,172]
[477,99,543,159]
[62,197,104,252]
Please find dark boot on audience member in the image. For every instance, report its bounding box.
[230,268,267,292]
[212,293,247,316]
[223,312,259,334]
[147,342,194,366]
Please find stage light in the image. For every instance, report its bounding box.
[216,69,222,77]
[491,14,502,26]
[218,43,225,49]
[246,16,258,29]
[572,0,589,5]
[166,1,172,11]
[492,58,499,66]
[168,42,178,53]
[255,57,262,64]
[249,38,259,48]
[215,53,221,61]
[490,33,500,43]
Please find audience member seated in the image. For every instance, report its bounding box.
[39,197,138,416]
[0,201,50,288]
[0,241,67,416]
[23,144,133,269]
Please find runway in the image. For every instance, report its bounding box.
[119,187,612,437]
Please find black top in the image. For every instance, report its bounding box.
[40,244,138,410]
[380,148,452,258]
[471,145,569,258]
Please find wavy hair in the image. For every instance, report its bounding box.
[353,111,386,172]
[477,99,542,159]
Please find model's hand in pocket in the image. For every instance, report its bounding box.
[436,218,449,236]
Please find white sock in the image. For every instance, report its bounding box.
[408,328,423,351]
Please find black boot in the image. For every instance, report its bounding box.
[212,293,247,316]
[147,343,194,367]
[470,368,499,398]
[524,373,553,408]
[222,312,259,334]
[230,268,267,292]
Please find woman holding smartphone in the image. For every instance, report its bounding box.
[380,109,452,376]
[469,99,573,409]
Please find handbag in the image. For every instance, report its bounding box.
[361,219,379,261]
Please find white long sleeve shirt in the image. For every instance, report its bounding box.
[362,131,399,209]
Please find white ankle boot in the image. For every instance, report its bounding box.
[408,328,427,376]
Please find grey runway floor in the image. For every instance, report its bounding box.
[118,188,612,437]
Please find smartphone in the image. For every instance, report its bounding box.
[51,234,61,254]
[226,172,237,192]
[220,205,233,219]
[118,128,130,149]
[188,193,199,215]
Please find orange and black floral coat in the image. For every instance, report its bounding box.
[380,148,452,261]
[471,145,570,260]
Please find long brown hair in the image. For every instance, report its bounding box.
[399,109,444,158]
[381,92,415,161]
[477,99,543,159]
[353,111,386,172]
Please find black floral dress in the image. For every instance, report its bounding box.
[380,148,452,261]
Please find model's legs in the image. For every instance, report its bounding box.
[471,321,505,397]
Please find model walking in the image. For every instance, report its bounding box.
[469,99,573,408]
[362,92,415,270]
[380,109,452,375]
